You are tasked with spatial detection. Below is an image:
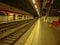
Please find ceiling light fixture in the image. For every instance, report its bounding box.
[34,5,37,9]
[32,0,36,4]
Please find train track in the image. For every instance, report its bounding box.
[0,19,36,45]
[0,20,33,34]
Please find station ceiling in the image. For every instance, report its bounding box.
[50,0,60,16]
[1,0,60,17]
[40,0,60,16]
[1,0,39,17]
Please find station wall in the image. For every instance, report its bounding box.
[0,3,34,24]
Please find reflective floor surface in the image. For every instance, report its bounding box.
[24,18,60,45]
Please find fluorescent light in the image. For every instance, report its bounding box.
[58,11,60,13]
[32,0,36,4]
[32,0,40,16]
[36,8,38,12]
[34,5,37,9]
[36,9,40,16]
[8,13,14,15]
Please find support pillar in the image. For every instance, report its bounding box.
[22,15,24,20]
[13,14,15,21]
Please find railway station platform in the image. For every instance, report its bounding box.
[0,18,60,45]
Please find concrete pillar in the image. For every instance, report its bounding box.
[22,15,24,20]
[13,14,16,21]
[25,16,28,20]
